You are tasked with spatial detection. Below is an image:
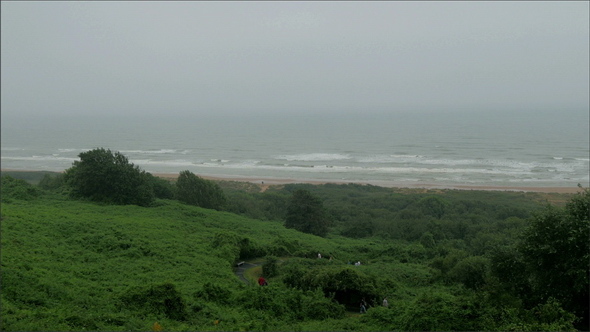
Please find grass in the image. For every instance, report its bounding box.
[1,194,355,330]
[1,175,582,331]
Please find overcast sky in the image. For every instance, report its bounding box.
[1,1,588,117]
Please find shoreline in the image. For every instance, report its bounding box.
[1,168,584,194]
[148,172,586,194]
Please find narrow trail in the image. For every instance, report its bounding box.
[234,258,286,285]
[234,261,260,285]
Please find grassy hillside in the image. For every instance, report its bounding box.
[1,194,344,330]
[1,173,585,331]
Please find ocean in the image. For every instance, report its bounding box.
[1,111,589,188]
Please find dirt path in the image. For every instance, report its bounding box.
[234,261,260,284]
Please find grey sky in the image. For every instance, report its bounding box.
[1,1,588,117]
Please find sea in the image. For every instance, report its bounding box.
[1,111,589,189]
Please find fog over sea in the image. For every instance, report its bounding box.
[1,111,588,188]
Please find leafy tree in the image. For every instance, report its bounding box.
[64,148,154,206]
[489,246,532,302]
[447,255,489,290]
[419,232,436,249]
[175,170,226,210]
[518,187,589,330]
[416,196,448,219]
[285,189,331,237]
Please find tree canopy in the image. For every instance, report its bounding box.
[175,170,226,210]
[64,148,154,206]
[285,189,330,237]
[518,187,589,329]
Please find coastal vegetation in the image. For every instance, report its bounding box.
[1,149,588,331]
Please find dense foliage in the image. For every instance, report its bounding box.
[0,175,40,202]
[1,170,587,331]
[517,187,589,328]
[175,170,226,210]
[64,148,155,206]
[285,189,331,237]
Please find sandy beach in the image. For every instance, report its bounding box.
[1,169,584,194]
[151,172,585,194]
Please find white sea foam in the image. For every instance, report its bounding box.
[274,153,352,162]
[121,149,186,155]
[356,154,424,163]
[1,156,77,162]
[133,159,197,167]
[2,113,588,187]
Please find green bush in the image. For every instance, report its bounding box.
[194,282,233,305]
[118,282,187,321]
[38,173,66,191]
[262,256,279,278]
[210,231,265,261]
[236,285,345,321]
[447,255,490,289]
[361,306,400,330]
[1,175,40,201]
[1,268,53,306]
[399,291,485,331]
[282,262,380,309]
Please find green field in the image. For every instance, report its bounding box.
[1,171,587,331]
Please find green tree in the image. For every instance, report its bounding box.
[64,148,154,206]
[285,189,330,237]
[518,187,589,330]
[175,170,226,210]
[447,255,489,290]
[416,196,448,219]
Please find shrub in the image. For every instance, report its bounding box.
[399,291,485,331]
[262,256,279,278]
[118,283,187,320]
[281,262,380,309]
[447,255,490,289]
[236,285,344,321]
[38,173,66,190]
[194,282,233,305]
[211,231,264,262]
[1,176,40,202]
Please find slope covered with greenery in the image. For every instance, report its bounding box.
[1,168,588,331]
